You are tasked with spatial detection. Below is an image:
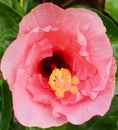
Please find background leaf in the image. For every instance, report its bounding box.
[0,80,12,130]
[26,124,67,130]
[12,0,25,16]
[22,0,38,14]
[0,0,12,7]
[0,1,21,59]
[9,115,25,130]
[0,0,39,59]
[105,0,118,23]
[113,44,118,95]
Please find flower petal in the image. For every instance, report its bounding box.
[26,74,55,105]
[43,30,72,51]
[1,30,42,89]
[25,39,53,75]
[12,73,67,128]
[52,58,116,124]
[65,8,106,39]
[72,52,96,80]
[18,3,65,36]
[87,33,113,61]
[66,58,116,124]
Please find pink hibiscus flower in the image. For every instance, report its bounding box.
[1,3,116,128]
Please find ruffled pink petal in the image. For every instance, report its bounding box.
[52,58,116,124]
[87,33,113,61]
[78,59,112,98]
[60,91,84,105]
[24,39,53,75]
[57,49,96,80]
[66,58,116,124]
[1,30,42,89]
[25,74,56,105]
[43,30,72,51]
[72,52,96,80]
[64,8,112,62]
[78,57,114,99]
[65,8,106,39]
[18,3,65,36]
[12,73,67,128]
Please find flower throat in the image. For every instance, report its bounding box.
[41,54,79,98]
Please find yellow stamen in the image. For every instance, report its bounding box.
[72,76,80,85]
[48,68,79,98]
[70,86,78,94]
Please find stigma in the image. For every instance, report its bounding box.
[48,68,79,98]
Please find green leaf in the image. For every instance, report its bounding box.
[105,0,118,23]
[22,0,38,14]
[12,0,25,16]
[26,124,67,130]
[0,0,38,17]
[0,0,12,7]
[112,44,118,61]
[12,0,38,16]
[26,128,42,130]
[112,43,118,95]
[0,1,21,59]
[115,78,118,95]
[9,115,26,130]
[0,80,12,130]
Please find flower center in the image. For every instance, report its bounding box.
[40,52,70,77]
[48,68,79,98]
